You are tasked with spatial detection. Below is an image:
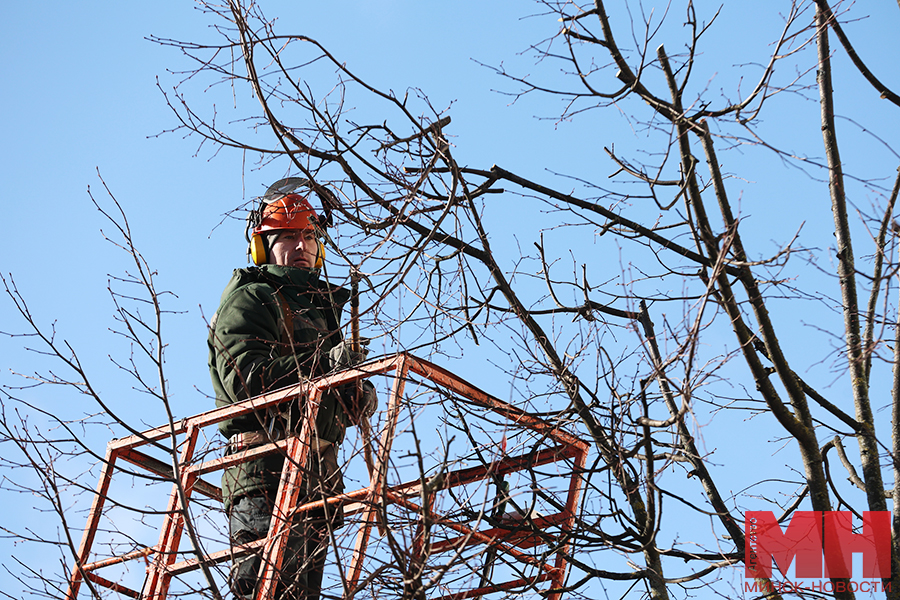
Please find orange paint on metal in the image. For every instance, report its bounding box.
[66,353,586,600]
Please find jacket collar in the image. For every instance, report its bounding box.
[260,263,321,287]
[258,264,351,305]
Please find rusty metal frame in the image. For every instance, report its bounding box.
[65,353,588,600]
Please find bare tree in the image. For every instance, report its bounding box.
[2,178,227,598]
[4,0,900,599]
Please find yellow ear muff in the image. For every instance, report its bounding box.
[314,240,325,270]
[250,233,267,265]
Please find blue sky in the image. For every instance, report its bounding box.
[2,1,900,597]
[0,3,576,593]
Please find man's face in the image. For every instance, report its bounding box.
[268,229,319,269]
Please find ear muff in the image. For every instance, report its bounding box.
[250,233,267,266]
[314,240,325,270]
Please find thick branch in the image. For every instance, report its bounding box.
[815,2,888,524]
[489,165,741,277]
[816,0,900,108]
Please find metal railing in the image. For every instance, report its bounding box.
[66,353,588,600]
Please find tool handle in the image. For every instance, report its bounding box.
[349,271,383,535]
[350,273,360,353]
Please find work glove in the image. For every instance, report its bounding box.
[358,380,378,418]
[340,379,378,425]
[328,339,368,371]
[330,340,377,423]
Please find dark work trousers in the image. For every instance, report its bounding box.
[228,444,344,600]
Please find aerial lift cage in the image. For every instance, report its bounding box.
[65,353,588,600]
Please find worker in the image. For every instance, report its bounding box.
[208,180,375,600]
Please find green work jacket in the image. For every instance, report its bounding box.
[208,265,351,508]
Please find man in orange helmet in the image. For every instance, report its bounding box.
[208,179,374,600]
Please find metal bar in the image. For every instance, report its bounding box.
[142,481,183,597]
[66,445,118,600]
[430,573,554,600]
[346,356,410,591]
[254,484,371,518]
[256,387,321,600]
[430,513,569,554]
[198,438,289,473]
[385,492,548,571]
[372,353,409,531]
[142,424,200,600]
[476,477,508,599]
[256,436,304,600]
[548,443,589,600]
[374,355,409,492]
[407,356,587,449]
[118,447,221,501]
[82,546,155,572]
[83,571,141,599]
[439,445,579,491]
[274,444,575,518]
[345,500,377,592]
[108,355,404,452]
[69,352,586,600]
[168,537,265,576]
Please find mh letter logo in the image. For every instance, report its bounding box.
[745,511,890,578]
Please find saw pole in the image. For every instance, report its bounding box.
[350,271,384,535]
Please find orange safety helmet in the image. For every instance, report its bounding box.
[248,193,325,268]
[256,193,318,233]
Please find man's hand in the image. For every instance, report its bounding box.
[340,379,378,424]
[328,339,368,370]
[330,340,378,422]
[359,380,378,417]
